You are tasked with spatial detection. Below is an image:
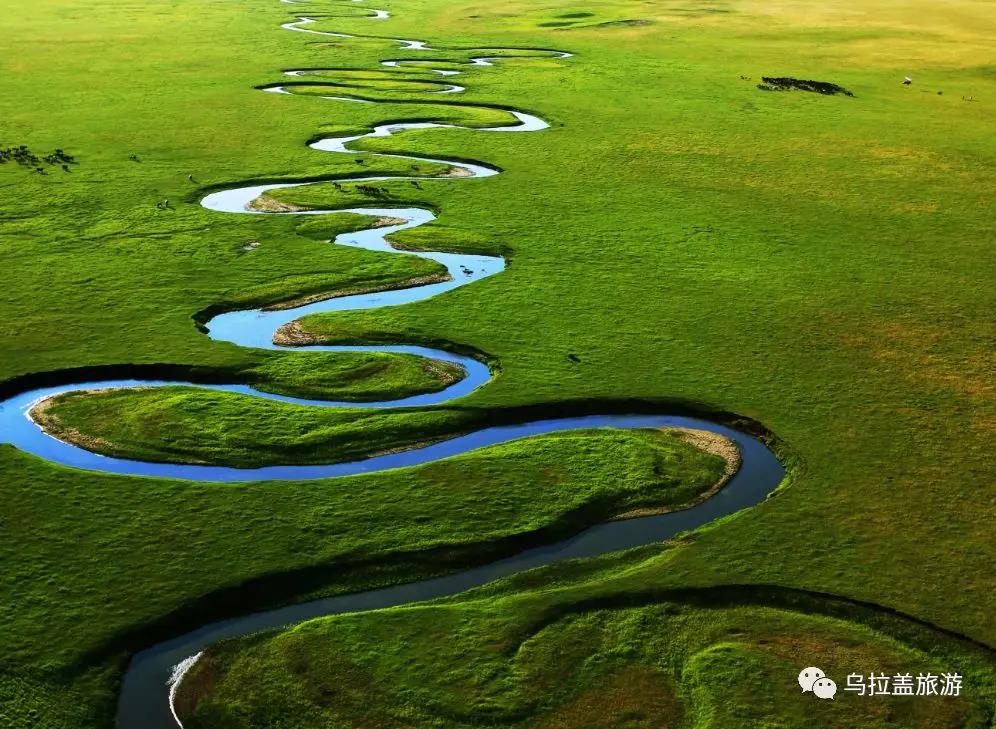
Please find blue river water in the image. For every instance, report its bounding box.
[0,5,785,727]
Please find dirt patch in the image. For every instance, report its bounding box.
[247,194,311,213]
[373,216,407,227]
[419,358,464,385]
[273,320,314,346]
[29,393,119,453]
[443,166,474,177]
[528,667,682,729]
[757,77,854,96]
[834,314,995,400]
[171,654,219,723]
[612,427,742,520]
[264,271,452,312]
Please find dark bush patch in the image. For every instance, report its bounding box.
[756,77,854,96]
[595,19,653,27]
[668,6,732,15]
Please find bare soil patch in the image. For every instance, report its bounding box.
[612,427,742,520]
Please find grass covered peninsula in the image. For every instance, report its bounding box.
[0,0,993,726]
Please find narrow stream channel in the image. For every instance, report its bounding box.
[0,4,786,727]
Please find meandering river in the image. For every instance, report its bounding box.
[0,4,785,727]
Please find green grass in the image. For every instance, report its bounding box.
[1,0,994,725]
[267,175,470,220]
[194,212,450,315]
[179,553,996,728]
[37,387,473,467]
[242,350,465,401]
[0,429,723,727]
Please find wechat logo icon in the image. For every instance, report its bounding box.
[799,667,837,700]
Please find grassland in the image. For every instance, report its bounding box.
[0,429,724,727]
[243,350,465,401]
[1,0,994,726]
[179,561,996,728]
[34,388,466,466]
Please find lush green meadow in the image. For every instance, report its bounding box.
[0,428,724,726]
[1,0,994,726]
[181,566,996,728]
